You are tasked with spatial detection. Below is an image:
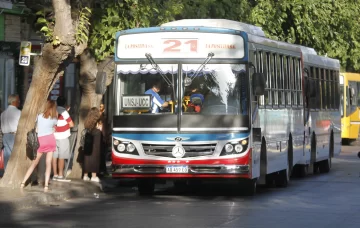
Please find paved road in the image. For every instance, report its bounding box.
[1,146,360,228]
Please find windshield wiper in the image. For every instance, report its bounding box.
[185,52,214,86]
[145,53,173,87]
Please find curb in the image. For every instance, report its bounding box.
[0,180,101,211]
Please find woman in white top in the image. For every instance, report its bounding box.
[21,100,58,192]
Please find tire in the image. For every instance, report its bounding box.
[313,162,320,174]
[292,165,307,178]
[241,179,257,196]
[137,179,155,195]
[319,157,331,173]
[265,174,274,188]
[298,165,308,178]
[275,167,290,188]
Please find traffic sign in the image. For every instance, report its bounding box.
[19,41,32,66]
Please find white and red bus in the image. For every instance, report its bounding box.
[97,19,341,195]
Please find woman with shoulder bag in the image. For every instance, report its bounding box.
[82,107,103,182]
[21,100,58,192]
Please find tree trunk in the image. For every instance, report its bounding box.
[68,50,102,178]
[0,0,75,188]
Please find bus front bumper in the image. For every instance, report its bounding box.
[112,164,250,175]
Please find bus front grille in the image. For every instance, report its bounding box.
[142,144,216,158]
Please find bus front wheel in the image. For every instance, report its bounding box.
[241,179,257,196]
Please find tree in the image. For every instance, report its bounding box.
[176,0,251,21]
[250,0,360,71]
[0,0,91,187]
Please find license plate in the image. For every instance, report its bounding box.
[166,165,188,173]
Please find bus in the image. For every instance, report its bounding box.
[339,73,360,144]
[97,19,341,195]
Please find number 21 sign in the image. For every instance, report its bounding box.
[163,39,198,53]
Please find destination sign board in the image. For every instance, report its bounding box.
[116,32,244,60]
[121,95,152,110]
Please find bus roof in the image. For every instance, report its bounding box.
[163,19,319,57]
[302,53,340,69]
[162,19,266,37]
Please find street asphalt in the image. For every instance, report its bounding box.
[0,145,359,228]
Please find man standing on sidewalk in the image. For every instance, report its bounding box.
[0,94,21,170]
[53,96,74,181]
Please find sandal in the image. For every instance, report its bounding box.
[44,186,49,192]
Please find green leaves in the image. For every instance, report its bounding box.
[75,7,92,44]
[35,10,53,42]
[89,0,184,61]
[250,0,360,71]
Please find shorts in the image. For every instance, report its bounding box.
[54,138,70,159]
[38,134,56,153]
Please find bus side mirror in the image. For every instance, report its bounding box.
[96,72,107,95]
[252,73,266,96]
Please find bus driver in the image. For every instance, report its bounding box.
[145,81,171,113]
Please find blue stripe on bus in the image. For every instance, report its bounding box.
[112,133,250,141]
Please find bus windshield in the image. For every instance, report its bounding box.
[117,64,248,115]
[183,64,248,115]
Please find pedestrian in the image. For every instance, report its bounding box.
[53,96,74,181]
[21,100,58,192]
[99,103,109,176]
[0,94,21,170]
[82,107,103,182]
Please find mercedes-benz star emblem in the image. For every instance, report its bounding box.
[172,145,186,158]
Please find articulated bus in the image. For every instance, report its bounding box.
[339,73,360,144]
[98,19,341,195]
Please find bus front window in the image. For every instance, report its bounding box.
[182,64,248,115]
[118,64,178,114]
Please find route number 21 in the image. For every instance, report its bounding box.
[163,39,198,52]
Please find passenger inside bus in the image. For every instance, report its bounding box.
[184,85,205,113]
[144,81,172,113]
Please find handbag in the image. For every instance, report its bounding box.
[26,125,39,160]
[83,129,93,156]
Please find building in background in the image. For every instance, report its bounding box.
[0,0,79,113]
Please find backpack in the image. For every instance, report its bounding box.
[26,128,39,160]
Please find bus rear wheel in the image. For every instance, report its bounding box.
[137,179,155,195]
[319,157,331,173]
[275,167,290,188]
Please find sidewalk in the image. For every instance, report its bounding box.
[0,177,121,211]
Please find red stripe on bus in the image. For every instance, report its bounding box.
[112,151,250,165]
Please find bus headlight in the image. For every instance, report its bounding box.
[113,138,139,155]
[220,138,248,156]
[225,144,234,153]
[234,144,243,153]
[117,144,126,152]
[127,143,136,152]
